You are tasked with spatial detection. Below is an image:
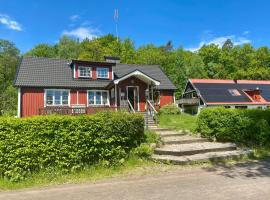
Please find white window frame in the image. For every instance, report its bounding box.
[78,66,92,78]
[87,90,110,106]
[97,67,109,79]
[44,89,70,107]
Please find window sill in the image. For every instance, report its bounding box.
[97,77,109,80]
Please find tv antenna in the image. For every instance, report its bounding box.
[114,9,119,42]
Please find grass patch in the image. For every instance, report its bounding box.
[158,114,197,132]
[0,157,160,191]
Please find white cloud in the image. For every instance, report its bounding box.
[70,15,80,22]
[62,27,99,40]
[0,14,22,31]
[186,34,251,52]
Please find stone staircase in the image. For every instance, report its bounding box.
[137,111,158,129]
[152,129,252,165]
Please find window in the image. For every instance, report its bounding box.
[228,89,241,96]
[78,66,91,78]
[45,90,69,106]
[88,90,109,105]
[97,67,109,79]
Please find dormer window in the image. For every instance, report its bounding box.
[97,67,109,79]
[78,66,92,78]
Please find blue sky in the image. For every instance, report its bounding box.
[0,0,269,53]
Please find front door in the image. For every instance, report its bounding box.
[127,86,139,111]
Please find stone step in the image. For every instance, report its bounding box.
[152,150,252,165]
[163,135,209,145]
[154,142,237,156]
[145,121,156,124]
[158,131,188,137]
[149,128,173,131]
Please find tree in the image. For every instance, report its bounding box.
[222,39,233,50]
[24,44,56,58]
[56,36,80,59]
[0,39,20,115]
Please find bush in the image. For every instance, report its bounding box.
[131,144,153,158]
[197,107,270,146]
[0,111,144,182]
[158,104,180,115]
[144,130,161,145]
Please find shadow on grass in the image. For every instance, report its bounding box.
[202,158,270,179]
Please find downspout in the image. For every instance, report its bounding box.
[17,87,21,118]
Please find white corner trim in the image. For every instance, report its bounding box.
[114,70,160,85]
[73,64,76,78]
[17,88,21,118]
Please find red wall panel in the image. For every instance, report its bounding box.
[78,90,87,105]
[160,90,174,107]
[70,90,77,104]
[21,88,44,117]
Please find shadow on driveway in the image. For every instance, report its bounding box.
[202,158,270,179]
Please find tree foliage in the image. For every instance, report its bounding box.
[2,34,270,115]
[0,39,20,115]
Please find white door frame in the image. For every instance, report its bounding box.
[126,86,140,111]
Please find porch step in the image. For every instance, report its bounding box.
[152,150,252,165]
[154,142,237,156]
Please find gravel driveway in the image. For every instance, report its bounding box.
[1,159,270,200]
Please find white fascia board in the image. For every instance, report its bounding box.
[114,70,160,85]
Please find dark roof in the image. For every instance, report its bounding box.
[14,57,111,88]
[113,64,176,90]
[189,79,270,105]
[14,57,177,90]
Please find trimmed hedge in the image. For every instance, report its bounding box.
[197,107,270,146]
[0,111,144,181]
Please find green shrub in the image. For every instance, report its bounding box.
[0,111,144,182]
[197,107,270,146]
[131,144,153,158]
[144,130,161,145]
[159,104,180,115]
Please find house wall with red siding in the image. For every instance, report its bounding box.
[160,90,174,107]
[21,88,44,117]
[78,90,88,105]
[70,90,88,105]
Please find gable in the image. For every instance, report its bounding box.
[113,64,176,90]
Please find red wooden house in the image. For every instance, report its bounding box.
[14,56,177,117]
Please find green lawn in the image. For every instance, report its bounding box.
[158,114,197,132]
